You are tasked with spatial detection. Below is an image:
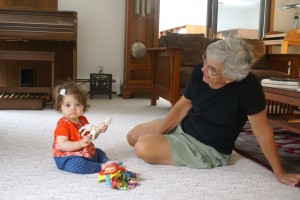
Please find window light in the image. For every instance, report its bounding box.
[219,0,257,6]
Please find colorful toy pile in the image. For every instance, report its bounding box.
[98,161,138,190]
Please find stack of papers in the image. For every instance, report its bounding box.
[264,32,286,39]
[261,79,300,90]
[263,32,286,45]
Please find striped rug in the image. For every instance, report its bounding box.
[235,127,300,173]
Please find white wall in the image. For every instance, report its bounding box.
[218,5,260,31]
[273,0,300,53]
[274,0,299,31]
[58,0,126,86]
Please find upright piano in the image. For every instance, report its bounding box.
[0,9,77,109]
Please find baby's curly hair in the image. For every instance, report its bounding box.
[53,79,89,112]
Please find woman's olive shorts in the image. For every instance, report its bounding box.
[159,119,230,169]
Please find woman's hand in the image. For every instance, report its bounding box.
[276,172,300,187]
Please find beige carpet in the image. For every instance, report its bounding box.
[0,96,299,200]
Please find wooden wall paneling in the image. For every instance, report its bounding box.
[7,40,21,51]
[0,39,7,49]
[35,60,50,87]
[0,40,7,87]
[22,40,37,86]
[32,41,49,87]
[51,41,64,82]
[63,41,75,81]
[35,40,51,87]
[35,41,51,52]
[22,40,36,51]
[8,61,19,86]
[51,41,76,82]
[0,60,7,86]
[7,41,21,87]
[72,41,77,81]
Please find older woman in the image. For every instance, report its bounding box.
[127,38,300,187]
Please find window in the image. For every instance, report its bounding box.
[159,0,269,39]
[159,0,207,36]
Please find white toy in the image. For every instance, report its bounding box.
[79,116,112,141]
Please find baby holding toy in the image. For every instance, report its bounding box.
[52,80,113,174]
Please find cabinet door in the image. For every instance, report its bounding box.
[122,0,159,98]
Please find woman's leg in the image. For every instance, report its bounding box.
[127,119,173,165]
[127,120,161,146]
[134,133,174,165]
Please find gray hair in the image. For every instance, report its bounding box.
[206,38,255,81]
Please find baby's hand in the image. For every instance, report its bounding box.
[100,124,108,133]
[103,117,112,126]
[94,117,112,139]
[92,125,105,140]
[78,135,91,148]
[79,124,92,137]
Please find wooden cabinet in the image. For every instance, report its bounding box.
[0,0,57,11]
[0,9,77,109]
[122,0,160,98]
[266,54,300,79]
